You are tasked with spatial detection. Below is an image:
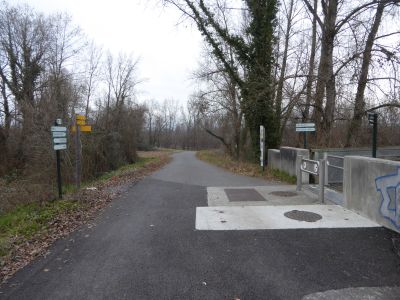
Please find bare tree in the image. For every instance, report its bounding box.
[104,52,141,129]
[0,3,49,132]
[83,41,102,118]
[345,1,391,146]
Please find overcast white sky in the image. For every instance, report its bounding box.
[8,0,203,105]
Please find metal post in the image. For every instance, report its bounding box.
[372,113,378,158]
[323,152,329,186]
[56,150,62,199]
[296,155,302,191]
[303,132,307,149]
[319,159,325,203]
[75,118,81,189]
[54,120,62,199]
[260,125,265,173]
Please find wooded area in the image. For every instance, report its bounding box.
[1,0,400,209]
[0,3,142,208]
[164,0,400,159]
[0,1,220,209]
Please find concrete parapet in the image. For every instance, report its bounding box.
[344,156,400,233]
[267,149,281,170]
[280,147,309,184]
[313,146,400,160]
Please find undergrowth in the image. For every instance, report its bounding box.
[0,155,161,259]
[0,200,81,257]
[196,150,296,184]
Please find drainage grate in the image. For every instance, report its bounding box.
[269,191,298,197]
[284,210,322,222]
[225,188,266,202]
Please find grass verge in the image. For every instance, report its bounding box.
[0,151,172,282]
[196,149,296,184]
[63,157,156,193]
[0,201,82,257]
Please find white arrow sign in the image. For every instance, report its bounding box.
[53,144,67,151]
[51,126,67,132]
[296,123,315,128]
[296,127,316,132]
[52,131,67,138]
[53,138,67,144]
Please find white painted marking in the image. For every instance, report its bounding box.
[195,205,380,230]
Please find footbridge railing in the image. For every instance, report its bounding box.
[296,156,326,203]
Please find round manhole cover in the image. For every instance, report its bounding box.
[269,191,298,197]
[284,210,322,222]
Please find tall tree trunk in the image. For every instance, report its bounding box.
[345,1,386,147]
[228,80,242,159]
[323,73,336,144]
[311,0,337,144]
[275,0,294,121]
[303,0,318,122]
[0,79,11,138]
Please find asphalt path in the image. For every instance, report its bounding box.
[1,151,399,299]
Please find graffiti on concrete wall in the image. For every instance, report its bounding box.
[375,168,400,229]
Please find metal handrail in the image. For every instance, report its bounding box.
[327,155,344,160]
[302,158,320,164]
[297,155,325,203]
[326,162,344,170]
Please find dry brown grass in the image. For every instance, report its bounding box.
[137,149,178,158]
[196,150,276,181]
[196,150,297,184]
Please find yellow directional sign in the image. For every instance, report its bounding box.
[70,125,92,133]
[76,119,86,125]
[76,115,86,121]
[80,125,92,132]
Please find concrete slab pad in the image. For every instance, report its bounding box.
[208,185,320,206]
[195,205,380,230]
[225,188,266,202]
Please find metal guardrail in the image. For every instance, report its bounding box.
[326,155,344,170]
[296,155,325,203]
[323,154,344,190]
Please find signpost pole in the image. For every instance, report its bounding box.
[260,126,265,173]
[56,149,62,199]
[51,119,67,198]
[71,114,91,190]
[54,120,63,199]
[75,117,82,189]
[368,112,378,158]
[303,132,307,149]
[372,113,378,158]
[319,159,325,203]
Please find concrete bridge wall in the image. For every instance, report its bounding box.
[344,156,400,233]
[268,147,309,184]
